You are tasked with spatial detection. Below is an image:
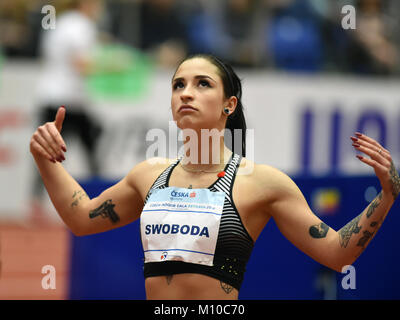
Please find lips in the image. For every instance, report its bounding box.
[179,105,197,112]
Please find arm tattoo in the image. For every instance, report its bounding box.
[89,199,120,224]
[309,222,329,239]
[389,161,400,200]
[70,190,89,208]
[357,229,374,248]
[339,192,382,249]
[220,281,234,294]
[338,213,362,248]
[366,192,382,218]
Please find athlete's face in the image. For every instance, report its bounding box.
[171,58,229,131]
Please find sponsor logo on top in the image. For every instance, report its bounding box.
[170,190,196,198]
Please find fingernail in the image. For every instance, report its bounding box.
[352,143,360,147]
[356,155,363,160]
[355,132,362,137]
[62,145,67,152]
[350,136,358,142]
[60,105,65,109]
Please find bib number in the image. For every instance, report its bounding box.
[140,187,225,266]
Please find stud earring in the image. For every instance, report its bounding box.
[224,108,230,114]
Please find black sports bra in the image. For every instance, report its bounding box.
[140,153,254,291]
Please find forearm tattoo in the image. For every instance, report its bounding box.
[389,161,400,200]
[366,192,382,218]
[70,190,89,208]
[338,213,362,248]
[89,199,120,224]
[309,222,329,239]
[339,192,383,251]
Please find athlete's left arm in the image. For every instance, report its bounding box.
[265,133,399,272]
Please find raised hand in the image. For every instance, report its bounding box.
[351,132,400,202]
[30,106,67,163]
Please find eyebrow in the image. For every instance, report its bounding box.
[172,75,216,84]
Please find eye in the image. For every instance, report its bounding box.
[173,81,184,90]
[199,79,210,87]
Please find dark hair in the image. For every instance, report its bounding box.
[175,54,247,157]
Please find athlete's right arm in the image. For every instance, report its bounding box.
[30,106,144,236]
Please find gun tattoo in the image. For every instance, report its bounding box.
[89,199,120,224]
[71,190,89,208]
[309,222,329,239]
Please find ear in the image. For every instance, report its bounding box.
[223,96,238,115]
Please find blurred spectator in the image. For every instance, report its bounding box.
[180,0,219,56]
[345,0,399,75]
[137,0,188,68]
[1,0,400,74]
[0,0,31,57]
[309,1,357,73]
[216,0,263,67]
[263,0,324,73]
[184,0,265,68]
[32,0,104,221]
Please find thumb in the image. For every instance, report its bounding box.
[54,106,66,132]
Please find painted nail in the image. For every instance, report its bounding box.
[352,143,360,147]
[60,105,65,109]
[356,155,363,160]
[355,132,362,137]
[350,136,358,142]
[62,145,67,152]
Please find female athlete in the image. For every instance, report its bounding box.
[30,54,400,300]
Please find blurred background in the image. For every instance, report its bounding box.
[0,0,399,299]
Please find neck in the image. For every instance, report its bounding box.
[180,128,231,171]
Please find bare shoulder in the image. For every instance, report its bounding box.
[125,157,176,197]
[238,158,300,196]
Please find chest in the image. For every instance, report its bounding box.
[167,171,271,242]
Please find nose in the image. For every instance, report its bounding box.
[180,85,194,103]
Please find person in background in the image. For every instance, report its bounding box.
[32,0,104,223]
[185,0,263,68]
[218,0,261,68]
[347,0,399,75]
[262,0,324,72]
[137,0,188,68]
